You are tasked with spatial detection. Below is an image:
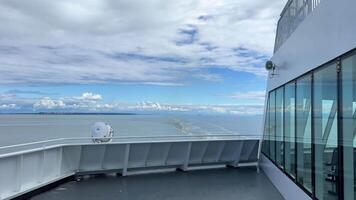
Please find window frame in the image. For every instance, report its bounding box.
[261,47,356,200]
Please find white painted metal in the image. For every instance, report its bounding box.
[240,140,259,162]
[189,142,209,164]
[275,0,323,52]
[260,155,312,200]
[101,144,125,170]
[146,143,171,167]
[166,142,190,166]
[100,145,107,170]
[203,141,225,163]
[0,135,260,200]
[179,142,192,171]
[269,0,356,92]
[230,141,244,167]
[163,143,172,165]
[15,155,22,192]
[128,143,151,168]
[122,144,130,176]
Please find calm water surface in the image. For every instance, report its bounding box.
[0,114,262,146]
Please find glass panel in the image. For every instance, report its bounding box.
[296,74,312,192]
[314,63,338,200]
[342,53,356,200]
[263,97,270,157]
[285,82,296,178]
[276,87,284,168]
[270,91,276,162]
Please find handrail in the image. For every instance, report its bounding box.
[274,0,322,52]
[0,134,262,156]
[0,134,261,200]
[0,134,261,149]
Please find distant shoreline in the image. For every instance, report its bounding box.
[0,112,139,115]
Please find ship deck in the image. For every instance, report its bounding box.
[31,167,284,200]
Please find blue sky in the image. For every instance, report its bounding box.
[0,0,287,114]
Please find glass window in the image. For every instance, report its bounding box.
[314,63,338,200]
[262,98,270,157]
[262,50,356,200]
[342,53,356,200]
[269,91,276,162]
[276,87,284,168]
[284,82,296,178]
[296,74,312,192]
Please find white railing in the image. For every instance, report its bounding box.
[274,0,322,52]
[0,134,261,200]
[0,134,261,156]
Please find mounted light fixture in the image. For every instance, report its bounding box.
[265,60,276,71]
[265,60,277,77]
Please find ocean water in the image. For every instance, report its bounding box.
[0,114,263,147]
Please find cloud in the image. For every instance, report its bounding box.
[0,90,264,115]
[0,103,17,109]
[0,93,17,99]
[0,0,287,86]
[0,91,105,111]
[4,89,57,95]
[0,92,39,110]
[141,82,186,87]
[33,97,66,109]
[134,102,264,115]
[76,92,102,101]
[32,92,103,110]
[227,91,266,101]
[193,73,222,81]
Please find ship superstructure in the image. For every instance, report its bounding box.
[261,0,356,199]
[1,0,356,199]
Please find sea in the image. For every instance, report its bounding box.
[0,114,263,147]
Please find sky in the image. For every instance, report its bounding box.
[0,0,287,115]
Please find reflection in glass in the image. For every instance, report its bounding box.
[276,87,284,168]
[284,82,296,178]
[269,91,276,162]
[342,53,356,200]
[262,98,270,157]
[262,51,356,199]
[296,75,312,192]
[314,64,338,200]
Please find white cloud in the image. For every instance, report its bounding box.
[0,103,17,109]
[137,101,190,112]
[0,90,265,115]
[76,92,102,101]
[141,82,186,87]
[0,0,287,85]
[193,73,222,81]
[36,92,104,109]
[227,91,266,101]
[134,101,263,115]
[28,94,264,115]
[95,103,115,109]
[33,97,66,109]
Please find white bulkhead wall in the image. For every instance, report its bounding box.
[267,0,356,92]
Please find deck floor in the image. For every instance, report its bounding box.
[32,167,284,200]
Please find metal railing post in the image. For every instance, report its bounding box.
[179,142,192,171]
[122,144,130,176]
